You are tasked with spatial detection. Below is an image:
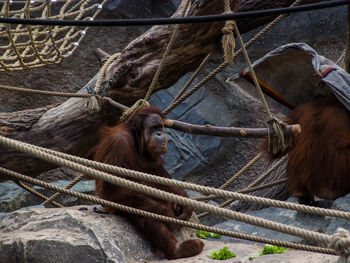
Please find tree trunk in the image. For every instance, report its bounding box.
[0,0,322,179]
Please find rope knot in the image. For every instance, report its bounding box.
[221,22,235,34]
[120,99,150,122]
[221,12,235,64]
[329,228,350,261]
[266,117,292,154]
[85,87,102,113]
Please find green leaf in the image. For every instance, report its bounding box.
[209,232,221,239]
[196,230,221,239]
[261,245,289,255]
[196,230,209,239]
[249,245,289,260]
[209,246,236,260]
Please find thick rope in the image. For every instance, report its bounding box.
[267,118,293,154]
[239,178,288,194]
[197,155,288,218]
[0,166,339,256]
[245,155,288,189]
[85,52,121,113]
[233,21,272,118]
[120,0,190,121]
[15,180,63,208]
[120,99,150,122]
[233,21,294,154]
[1,135,350,221]
[221,0,237,64]
[94,52,121,96]
[217,152,263,190]
[164,0,303,115]
[164,62,228,114]
[329,228,350,262]
[163,53,212,115]
[144,0,190,102]
[0,84,92,97]
[195,178,288,202]
[1,0,108,71]
[194,152,263,202]
[41,173,86,207]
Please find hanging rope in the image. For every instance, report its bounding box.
[232,20,294,154]
[194,152,264,202]
[119,99,150,122]
[2,165,350,259]
[1,134,350,221]
[119,0,191,121]
[85,52,121,113]
[41,173,86,207]
[163,0,303,115]
[163,53,212,115]
[0,166,340,257]
[15,180,63,208]
[221,0,239,64]
[197,155,288,218]
[144,0,191,102]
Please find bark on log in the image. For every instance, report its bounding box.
[0,0,322,179]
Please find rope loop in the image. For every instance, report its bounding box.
[84,86,102,113]
[84,52,121,113]
[84,95,102,113]
[221,11,236,64]
[120,99,150,122]
[328,228,350,262]
[266,117,293,154]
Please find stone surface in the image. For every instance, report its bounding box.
[215,194,350,247]
[0,205,199,263]
[0,206,340,263]
[0,180,95,212]
[149,241,338,263]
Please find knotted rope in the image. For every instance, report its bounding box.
[0,166,340,256]
[266,118,293,154]
[120,0,190,120]
[1,134,350,221]
[221,0,240,64]
[119,99,150,122]
[329,228,350,263]
[85,52,121,113]
[232,20,294,154]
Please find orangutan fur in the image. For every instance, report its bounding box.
[269,94,350,201]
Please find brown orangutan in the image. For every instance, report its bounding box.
[90,106,204,259]
[268,94,350,204]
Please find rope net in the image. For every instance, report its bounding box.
[0,0,108,71]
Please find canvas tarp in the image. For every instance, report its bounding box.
[227,43,350,113]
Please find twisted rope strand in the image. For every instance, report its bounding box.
[194,152,263,202]
[1,134,350,221]
[198,156,287,217]
[164,0,303,114]
[144,0,190,101]
[0,84,91,97]
[0,166,337,256]
[163,53,212,115]
[41,173,85,207]
[15,180,63,208]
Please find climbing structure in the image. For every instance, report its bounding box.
[0,0,108,71]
